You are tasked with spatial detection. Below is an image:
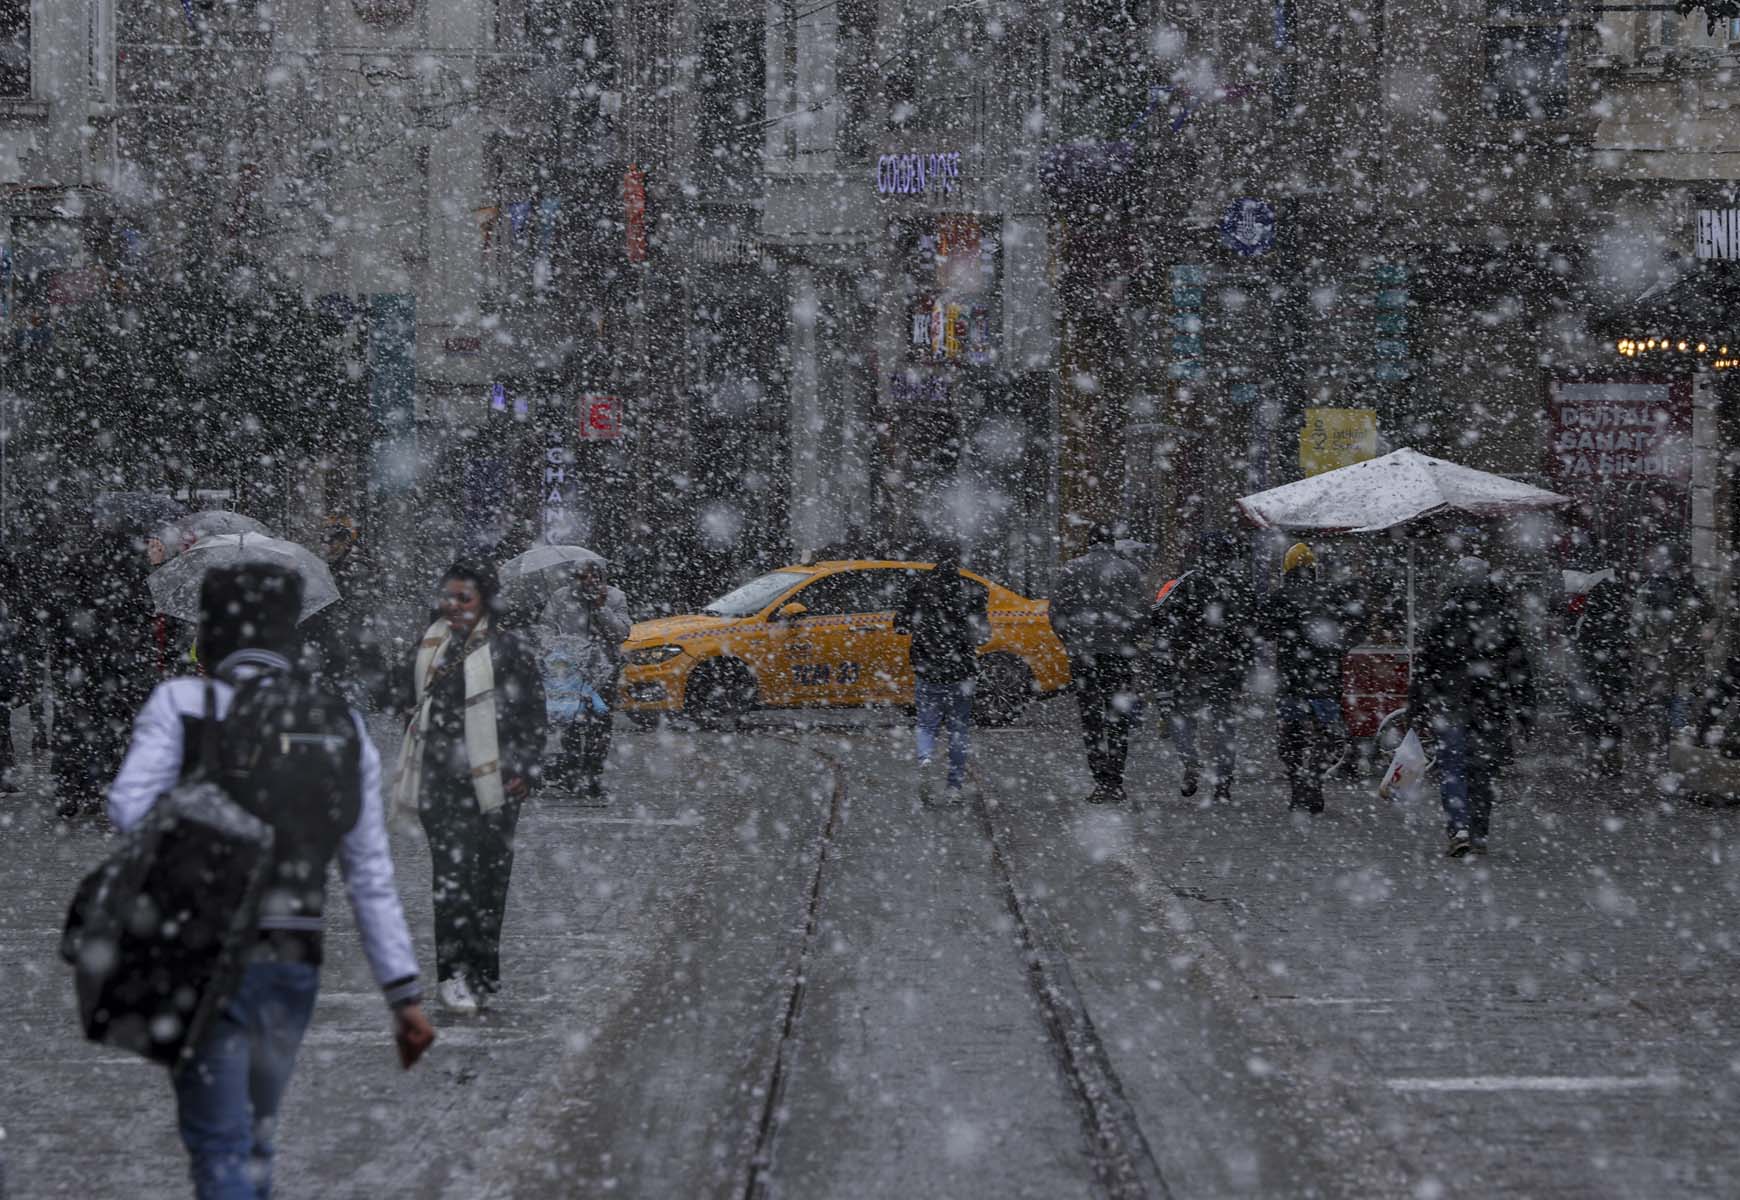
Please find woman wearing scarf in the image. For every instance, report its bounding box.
[394,561,546,1014]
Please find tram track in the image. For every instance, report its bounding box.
[741,730,1169,1199]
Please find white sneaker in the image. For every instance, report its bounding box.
[439,977,479,1014]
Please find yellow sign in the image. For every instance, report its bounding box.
[1299,408,1378,477]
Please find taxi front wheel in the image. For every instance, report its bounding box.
[685,658,758,722]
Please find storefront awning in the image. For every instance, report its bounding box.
[1596,262,1740,367]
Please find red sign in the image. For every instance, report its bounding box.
[579,394,622,441]
[47,267,107,307]
[1547,378,1693,485]
[624,167,647,264]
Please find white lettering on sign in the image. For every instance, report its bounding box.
[1696,209,1740,260]
[875,152,962,196]
[1547,381,1691,484]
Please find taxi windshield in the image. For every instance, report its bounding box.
[702,570,810,618]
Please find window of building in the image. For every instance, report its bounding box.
[0,0,29,98]
[1483,26,1568,119]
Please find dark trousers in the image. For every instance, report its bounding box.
[553,698,614,793]
[418,773,522,993]
[1276,696,1339,810]
[1437,724,1498,839]
[1072,652,1138,791]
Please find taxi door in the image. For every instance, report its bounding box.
[768,569,912,707]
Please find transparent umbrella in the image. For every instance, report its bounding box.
[174,510,272,546]
[498,543,608,615]
[147,532,339,624]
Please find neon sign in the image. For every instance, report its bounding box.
[875,152,962,196]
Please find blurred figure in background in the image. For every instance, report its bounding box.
[1408,554,1537,858]
[540,559,629,800]
[306,515,389,705]
[1155,531,1258,805]
[1260,543,1366,814]
[895,539,989,805]
[49,533,155,818]
[1050,524,1148,805]
[1631,543,1713,762]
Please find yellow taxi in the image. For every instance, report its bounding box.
[619,560,1071,725]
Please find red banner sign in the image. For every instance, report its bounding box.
[1546,378,1692,485]
[624,167,647,264]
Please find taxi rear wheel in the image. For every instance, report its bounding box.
[684,658,758,722]
[975,655,1033,728]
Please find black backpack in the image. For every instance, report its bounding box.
[216,669,362,848]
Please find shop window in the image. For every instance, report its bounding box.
[905,214,1001,368]
[0,0,28,98]
[1483,26,1567,119]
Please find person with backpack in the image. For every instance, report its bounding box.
[395,560,546,1015]
[106,563,433,1200]
[895,540,989,804]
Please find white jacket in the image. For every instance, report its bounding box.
[107,651,422,1007]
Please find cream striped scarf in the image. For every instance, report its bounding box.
[391,616,507,815]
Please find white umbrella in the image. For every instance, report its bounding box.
[147,532,339,624]
[498,543,609,616]
[1235,448,1570,655]
[1235,448,1568,533]
[498,543,607,580]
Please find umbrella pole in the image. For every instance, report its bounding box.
[1406,540,1415,661]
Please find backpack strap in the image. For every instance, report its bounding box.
[199,683,222,778]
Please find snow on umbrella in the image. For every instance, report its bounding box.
[1234,448,1569,533]
[147,532,339,624]
[175,510,272,544]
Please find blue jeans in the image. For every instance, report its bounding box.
[1170,702,1237,786]
[173,961,320,1200]
[1436,723,1497,839]
[915,679,974,789]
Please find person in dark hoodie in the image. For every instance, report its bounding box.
[895,539,989,804]
[1407,553,1537,858]
[1050,524,1149,805]
[1260,542,1366,813]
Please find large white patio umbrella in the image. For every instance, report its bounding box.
[1236,448,1569,534]
[1235,448,1571,653]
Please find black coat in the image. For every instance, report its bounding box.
[1408,577,1536,758]
[402,624,548,788]
[896,566,988,685]
[1260,572,1366,700]
[1153,567,1259,705]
